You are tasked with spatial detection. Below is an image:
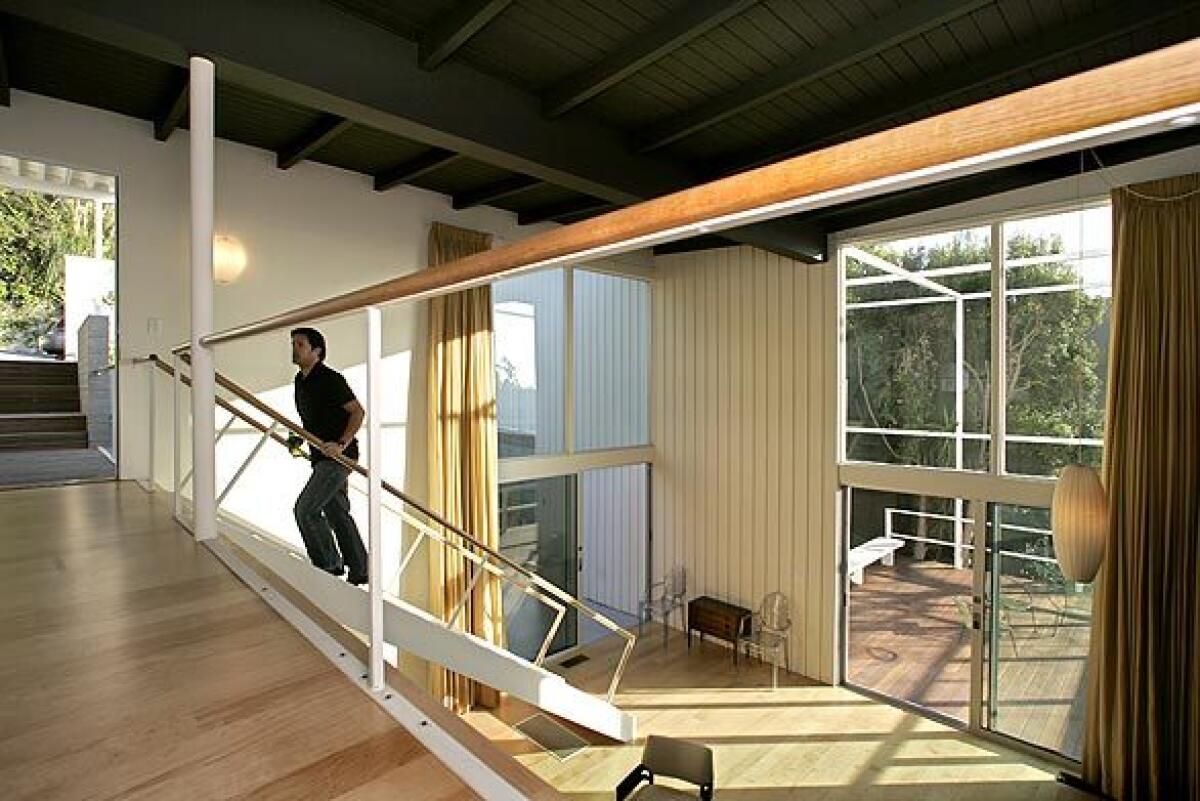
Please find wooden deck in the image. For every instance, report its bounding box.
[848,557,1089,759]
[466,622,1091,801]
[0,481,476,800]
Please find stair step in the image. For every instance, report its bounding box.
[0,413,87,434]
[0,361,79,385]
[0,431,88,450]
[0,385,81,413]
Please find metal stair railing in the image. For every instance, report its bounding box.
[139,353,637,701]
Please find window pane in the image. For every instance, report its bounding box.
[494,269,565,456]
[499,476,577,659]
[844,228,991,468]
[988,504,1091,760]
[1003,207,1111,477]
[579,463,646,645]
[574,270,650,451]
[846,488,978,724]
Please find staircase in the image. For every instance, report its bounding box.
[152,355,639,743]
[0,361,87,450]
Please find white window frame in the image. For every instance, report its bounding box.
[495,259,654,484]
[834,194,1112,495]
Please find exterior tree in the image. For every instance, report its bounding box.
[0,187,112,352]
[845,228,1108,578]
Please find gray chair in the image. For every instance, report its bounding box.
[616,735,714,801]
[738,591,792,688]
[639,565,686,648]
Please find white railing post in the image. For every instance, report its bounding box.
[146,360,156,491]
[366,306,384,691]
[189,55,217,542]
[172,351,183,521]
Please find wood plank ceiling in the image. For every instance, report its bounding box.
[0,0,1198,260]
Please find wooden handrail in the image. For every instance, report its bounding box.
[193,39,1200,348]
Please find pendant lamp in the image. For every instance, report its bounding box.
[1051,464,1108,582]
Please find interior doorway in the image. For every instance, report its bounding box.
[0,153,117,488]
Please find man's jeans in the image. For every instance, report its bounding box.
[293,459,368,577]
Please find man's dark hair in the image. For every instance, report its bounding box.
[291,327,326,361]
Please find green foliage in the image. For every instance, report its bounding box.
[845,228,1107,478]
[0,187,114,351]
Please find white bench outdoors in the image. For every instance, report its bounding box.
[848,537,904,585]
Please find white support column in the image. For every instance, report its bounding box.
[366,306,384,691]
[189,56,217,542]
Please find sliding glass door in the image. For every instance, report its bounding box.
[839,203,1108,761]
[984,503,1091,760]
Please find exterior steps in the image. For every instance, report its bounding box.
[0,361,85,445]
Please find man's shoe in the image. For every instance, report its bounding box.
[346,573,368,586]
[325,562,346,577]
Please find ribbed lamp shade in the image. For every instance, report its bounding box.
[1051,464,1109,582]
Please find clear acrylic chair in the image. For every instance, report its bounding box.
[639,565,686,648]
[738,591,792,688]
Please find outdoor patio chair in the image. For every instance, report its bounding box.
[738,591,792,688]
[616,734,714,801]
[639,565,686,648]
[953,595,1020,655]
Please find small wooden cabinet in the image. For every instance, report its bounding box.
[687,596,752,664]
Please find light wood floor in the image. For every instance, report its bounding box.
[467,625,1091,801]
[0,481,476,801]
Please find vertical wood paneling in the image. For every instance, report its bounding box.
[651,246,839,682]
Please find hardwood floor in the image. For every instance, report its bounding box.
[848,559,1089,759]
[0,481,476,801]
[466,626,1092,801]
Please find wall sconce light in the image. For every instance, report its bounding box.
[213,235,247,285]
[1051,464,1109,583]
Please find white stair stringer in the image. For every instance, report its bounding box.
[219,519,637,743]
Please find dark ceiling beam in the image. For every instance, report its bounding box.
[452,175,540,210]
[418,0,514,70]
[374,148,460,191]
[0,0,692,204]
[0,0,828,262]
[0,27,9,106]
[518,197,614,226]
[542,0,760,118]
[634,0,992,153]
[652,234,731,257]
[153,71,188,141]
[724,219,827,262]
[801,126,1200,233]
[276,114,353,169]
[715,0,1193,176]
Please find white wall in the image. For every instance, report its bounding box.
[651,245,841,683]
[0,89,557,681]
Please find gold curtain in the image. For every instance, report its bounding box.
[1084,174,1200,800]
[426,221,504,713]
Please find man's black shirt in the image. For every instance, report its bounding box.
[294,361,359,462]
